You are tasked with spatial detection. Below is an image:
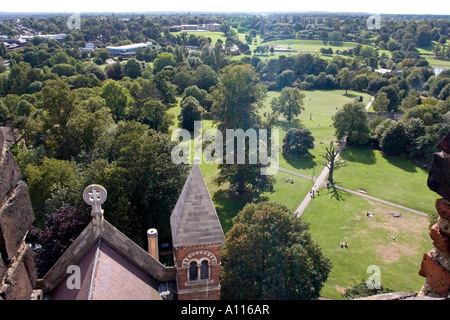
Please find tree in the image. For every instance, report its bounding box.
[332,102,370,146]
[29,205,89,277]
[105,62,123,80]
[221,202,331,300]
[25,157,81,224]
[322,141,345,184]
[376,120,408,155]
[282,128,314,158]
[337,68,353,95]
[276,70,295,90]
[100,80,134,120]
[178,96,202,131]
[50,63,77,77]
[123,58,142,79]
[343,278,395,300]
[372,92,390,113]
[195,64,218,91]
[153,52,176,73]
[211,64,271,195]
[137,99,173,133]
[182,85,212,112]
[271,86,305,122]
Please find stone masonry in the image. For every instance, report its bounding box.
[0,128,38,300]
[419,130,450,297]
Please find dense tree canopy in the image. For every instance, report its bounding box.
[221,202,331,300]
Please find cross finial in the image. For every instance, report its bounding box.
[83,184,107,217]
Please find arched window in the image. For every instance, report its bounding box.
[189,261,198,281]
[200,260,209,280]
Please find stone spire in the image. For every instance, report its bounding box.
[170,157,225,248]
[419,130,450,297]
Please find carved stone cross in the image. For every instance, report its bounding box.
[83,184,107,218]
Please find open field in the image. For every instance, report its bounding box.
[302,189,431,299]
[334,148,439,215]
[169,89,435,299]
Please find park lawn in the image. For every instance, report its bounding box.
[265,89,372,177]
[261,169,314,213]
[334,147,439,215]
[301,188,432,300]
[263,39,363,54]
[425,57,450,68]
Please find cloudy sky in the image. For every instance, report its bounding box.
[0,0,449,15]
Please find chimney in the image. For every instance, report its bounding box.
[147,228,159,261]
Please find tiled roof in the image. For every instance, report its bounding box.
[37,219,176,299]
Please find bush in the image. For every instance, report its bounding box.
[343,278,395,299]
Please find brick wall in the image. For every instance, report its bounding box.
[419,130,450,297]
[0,128,38,300]
[174,244,222,300]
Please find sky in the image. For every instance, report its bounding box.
[0,0,449,15]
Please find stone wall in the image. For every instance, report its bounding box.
[418,130,450,298]
[0,128,38,300]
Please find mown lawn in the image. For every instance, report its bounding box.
[301,188,431,299]
[334,147,439,214]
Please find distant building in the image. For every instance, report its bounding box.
[172,23,221,32]
[106,41,158,56]
[375,68,393,75]
[81,43,95,51]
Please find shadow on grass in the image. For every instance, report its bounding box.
[342,93,360,99]
[383,154,418,173]
[284,152,317,171]
[212,189,249,233]
[340,147,376,165]
[326,183,352,201]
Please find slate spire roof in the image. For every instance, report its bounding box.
[170,158,225,248]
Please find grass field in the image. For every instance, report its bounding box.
[268,89,373,177]
[169,89,435,299]
[302,189,431,299]
[333,148,438,214]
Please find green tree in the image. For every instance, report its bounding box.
[137,99,173,133]
[337,67,353,95]
[153,52,176,74]
[372,92,390,113]
[271,86,305,122]
[178,96,202,131]
[26,157,81,225]
[376,119,408,155]
[100,80,134,120]
[282,128,314,158]
[221,202,331,300]
[50,63,77,77]
[332,102,370,145]
[123,58,142,79]
[211,64,271,195]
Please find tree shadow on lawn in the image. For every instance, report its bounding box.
[340,147,376,166]
[284,152,317,171]
[212,189,249,233]
[326,183,353,202]
[382,153,419,174]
